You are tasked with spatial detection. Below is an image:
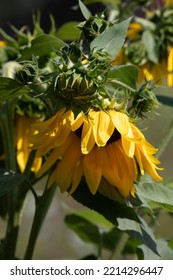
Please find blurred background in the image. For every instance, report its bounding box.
[0,0,104,34]
[0,0,173,260]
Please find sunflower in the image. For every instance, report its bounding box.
[138,61,167,84]
[0,41,6,47]
[15,115,42,173]
[31,108,163,198]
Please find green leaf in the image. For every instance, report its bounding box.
[0,77,28,103]
[72,178,141,226]
[20,34,66,60]
[71,209,113,229]
[56,22,81,41]
[108,65,138,90]
[136,182,173,207]
[65,214,100,245]
[79,0,92,20]
[72,179,158,255]
[117,217,158,255]
[142,30,158,64]
[0,168,26,197]
[139,239,173,260]
[90,17,132,59]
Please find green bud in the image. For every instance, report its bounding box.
[124,41,148,65]
[56,72,97,105]
[129,81,159,118]
[78,13,112,41]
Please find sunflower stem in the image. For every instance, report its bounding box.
[110,232,129,260]
[24,183,57,259]
[0,100,19,259]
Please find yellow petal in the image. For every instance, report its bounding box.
[167,47,173,87]
[109,110,129,135]
[48,135,82,191]
[70,159,83,194]
[92,110,114,147]
[36,133,73,177]
[81,121,95,154]
[70,112,84,131]
[83,147,102,194]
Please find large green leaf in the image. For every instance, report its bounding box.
[108,65,138,90]
[0,77,28,103]
[136,182,173,206]
[56,22,80,41]
[0,168,26,197]
[20,34,66,60]
[139,239,173,260]
[65,213,121,252]
[72,179,158,255]
[65,214,100,245]
[90,17,132,58]
[117,218,158,255]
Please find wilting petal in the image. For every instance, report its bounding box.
[83,147,102,194]
[48,135,82,192]
[92,110,114,147]
[81,121,95,154]
[167,47,173,87]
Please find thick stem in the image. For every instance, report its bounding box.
[0,101,18,259]
[24,183,57,260]
[110,232,129,260]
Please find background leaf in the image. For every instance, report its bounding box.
[65,214,100,246]
[0,77,28,103]
[0,168,26,197]
[136,182,173,206]
[56,22,80,41]
[108,64,138,90]
[90,17,132,59]
[20,34,66,60]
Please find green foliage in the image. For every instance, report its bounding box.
[90,17,132,59]
[0,169,26,197]
[56,22,81,41]
[20,35,66,60]
[108,64,138,90]
[0,78,28,103]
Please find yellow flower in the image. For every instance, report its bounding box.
[163,0,173,6]
[167,47,173,87]
[15,115,42,173]
[31,108,163,198]
[127,23,143,40]
[138,61,167,85]
[0,41,6,47]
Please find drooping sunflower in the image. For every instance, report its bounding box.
[31,107,163,198]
